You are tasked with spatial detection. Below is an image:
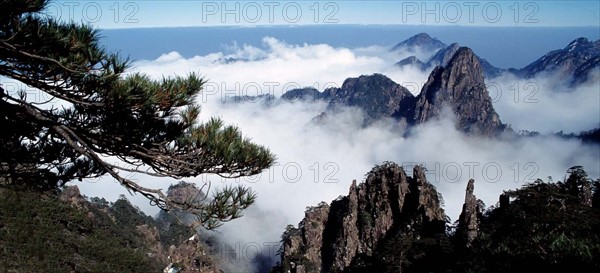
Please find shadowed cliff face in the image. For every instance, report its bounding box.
[323,74,416,125]
[278,162,446,273]
[412,47,506,136]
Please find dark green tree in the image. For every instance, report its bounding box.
[0,0,275,229]
[463,167,600,272]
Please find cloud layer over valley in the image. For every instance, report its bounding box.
[70,37,599,271]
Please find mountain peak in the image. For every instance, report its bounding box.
[395,55,425,67]
[415,32,432,38]
[448,47,481,72]
[323,73,415,123]
[566,37,590,49]
[391,33,447,52]
[412,46,505,135]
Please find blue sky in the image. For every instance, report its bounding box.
[46,1,600,28]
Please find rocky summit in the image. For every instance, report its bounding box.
[412,47,506,135]
[274,162,447,273]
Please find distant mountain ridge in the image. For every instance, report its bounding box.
[393,34,504,78]
[393,33,599,83]
[511,37,600,86]
[228,34,598,136]
[281,46,506,136]
[390,32,447,52]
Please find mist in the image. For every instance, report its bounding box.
[69,37,600,272]
[490,70,600,134]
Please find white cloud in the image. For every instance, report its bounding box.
[489,71,600,134]
[131,37,430,98]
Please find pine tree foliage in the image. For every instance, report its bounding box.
[0,0,275,229]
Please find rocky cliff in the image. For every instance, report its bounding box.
[275,162,447,273]
[412,47,506,135]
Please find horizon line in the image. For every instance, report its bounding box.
[99,23,600,31]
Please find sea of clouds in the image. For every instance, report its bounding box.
[68,37,599,272]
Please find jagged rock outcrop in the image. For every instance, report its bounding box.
[515,37,600,85]
[457,179,480,247]
[59,185,88,208]
[156,182,222,273]
[281,204,330,273]
[277,162,446,273]
[247,43,509,136]
[412,47,506,135]
[164,234,219,273]
[165,181,205,205]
